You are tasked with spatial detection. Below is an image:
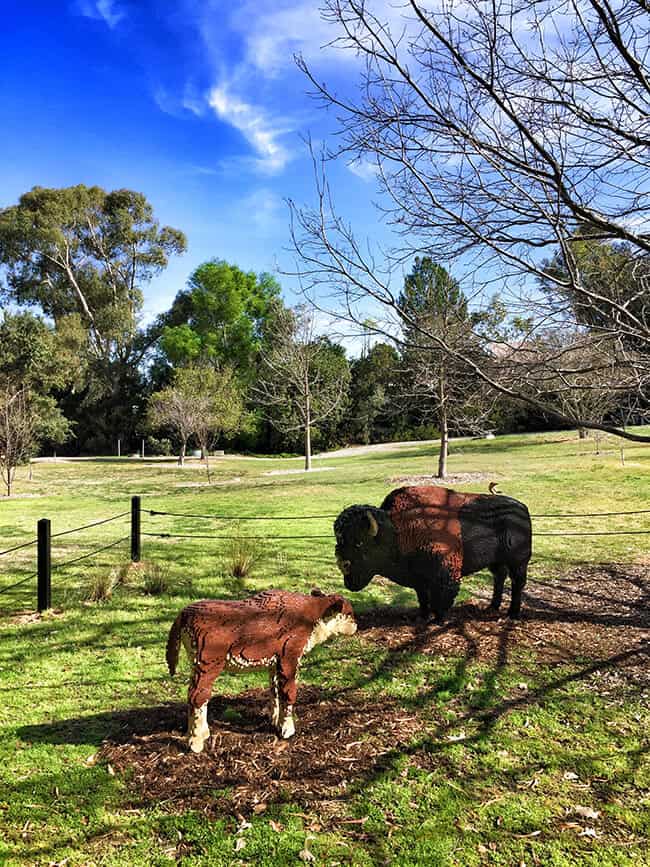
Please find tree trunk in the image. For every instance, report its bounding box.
[304,380,312,471]
[438,414,448,479]
[579,428,588,439]
[437,376,448,479]
[179,439,186,466]
[204,442,212,483]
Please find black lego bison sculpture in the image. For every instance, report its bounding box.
[334,485,532,623]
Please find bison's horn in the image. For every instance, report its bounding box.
[366,510,379,537]
[488,481,501,494]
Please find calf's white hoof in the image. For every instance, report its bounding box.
[280,718,295,739]
[188,734,209,753]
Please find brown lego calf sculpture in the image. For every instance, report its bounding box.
[166,589,357,752]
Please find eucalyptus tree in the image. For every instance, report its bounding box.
[0,185,186,450]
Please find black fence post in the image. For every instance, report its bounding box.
[131,496,141,562]
[37,518,51,613]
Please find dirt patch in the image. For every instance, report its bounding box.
[173,478,243,488]
[388,472,496,487]
[359,565,649,672]
[98,687,421,817]
[263,467,338,476]
[97,566,648,818]
[7,608,65,626]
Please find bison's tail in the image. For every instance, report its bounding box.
[166,613,183,676]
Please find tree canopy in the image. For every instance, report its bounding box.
[159,260,281,380]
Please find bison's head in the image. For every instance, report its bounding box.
[333,505,395,591]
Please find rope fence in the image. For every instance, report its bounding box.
[146,506,650,521]
[148,509,338,520]
[0,509,132,611]
[51,512,130,540]
[1,495,649,612]
[0,572,38,596]
[0,538,38,557]
[52,536,130,571]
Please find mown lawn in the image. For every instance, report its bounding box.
[0,431,648,865]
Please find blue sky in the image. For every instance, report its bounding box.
[1,0,390,325]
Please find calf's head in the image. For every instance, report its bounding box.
[309,588,357,644]
[333,505,394,592]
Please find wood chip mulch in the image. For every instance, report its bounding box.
[97,565,648,818]
[97,687,422,818]
[358,564,649,674]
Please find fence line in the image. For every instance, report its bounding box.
[52,536,130,571]
[531,509,650,518]
[535,530,650,536]
[0,538,38,557]
[51,512,130,539]
[147,509,338,521]
[0,572,37,596]
[146,506,650,521]
[2,493,650,613]
[142,531,334,540]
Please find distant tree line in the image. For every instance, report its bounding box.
[0,182,646,493]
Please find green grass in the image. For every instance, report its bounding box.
[0,430,649,865]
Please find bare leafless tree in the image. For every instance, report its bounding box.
[148,364,243,475]
[0,387,32,497]
[253,306,350,469]
[290,0,650,441]
[0,385,68,497]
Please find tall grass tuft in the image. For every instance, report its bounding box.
[226,531,263,580]
[142,562,170,595]
[85,570,117,603]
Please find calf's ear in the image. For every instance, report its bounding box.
[323,596,345,617]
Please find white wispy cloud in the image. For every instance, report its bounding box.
[347,157,380,182]
[230,1,335,77]
[76,0,126,29]
[208,83,291,173]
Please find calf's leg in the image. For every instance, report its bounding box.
[269,659,281,729]
[277,657,300,738]
[187,661,223,753]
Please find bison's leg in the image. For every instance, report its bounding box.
[415,585,432,620]
[277,656,300,739]
[489,564,508,611]
[187,660,223,753]
[432,559,461,624]
[508,562,528,619]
